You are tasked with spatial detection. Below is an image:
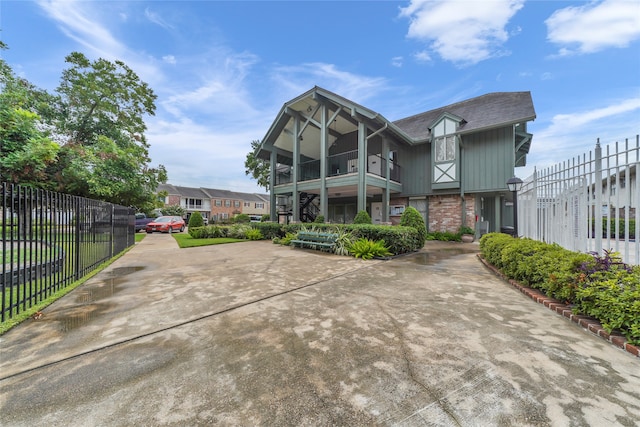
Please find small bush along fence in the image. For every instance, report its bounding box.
[479,232,640,346]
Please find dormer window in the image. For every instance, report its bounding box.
[435,136,456,162]
[431,114,461,189]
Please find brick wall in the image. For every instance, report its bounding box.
[428,194,476,233]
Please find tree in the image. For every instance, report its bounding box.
[244,140,270,191]
[50,52,166,209]
[0,43,59,187]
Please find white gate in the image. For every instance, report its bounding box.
[519,135,640,264]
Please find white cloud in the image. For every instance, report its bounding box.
[37,0,125,59]
[391,56,403,67]
[399,0,525,66]
[524,96,640,177]
[36,0,161,83]
[546,0,640,55]
[160,51,261,124]
[270,63,388,105]
[162,55,176,64]
[144,7,173,30]
[147,118,265,192]
[541,97,640,137]
[413,50,432,63]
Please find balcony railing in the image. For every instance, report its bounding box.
[274,151,402,185]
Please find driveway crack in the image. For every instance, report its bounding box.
[374,297,462,427]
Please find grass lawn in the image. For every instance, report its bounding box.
[172,233,246,248]
[135,233,146,243]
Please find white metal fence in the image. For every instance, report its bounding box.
[518,135,640,264]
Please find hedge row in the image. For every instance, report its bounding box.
[275,223,422,255]
[190,222,422,255]
[479,232,640,345]
[596,218,637,239]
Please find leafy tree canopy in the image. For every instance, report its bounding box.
[0,46,167,211]
[0,42,59,187]
[244,139,270,191]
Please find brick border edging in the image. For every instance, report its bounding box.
[477,254,640,359]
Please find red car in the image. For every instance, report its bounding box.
[145,216,186,233]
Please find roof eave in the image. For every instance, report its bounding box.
[457,115,536,136]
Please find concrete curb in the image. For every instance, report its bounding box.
[477,255,640,359]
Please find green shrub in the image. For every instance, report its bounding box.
[234,213,250,223]
[188,225,226,238]
[188,212,204,228]
[427,231,459,242]
[575,269,640,345]
[332,229,354,256]
[278,223,421,255]
[479,233,514,268]
[314,215,325,224]
[188,226,207,238]
[353,210,372,224]
[400,206,427,246]
[261,214,270,222]
[245,228,264,241]
[162,205,186,217]
[228,224,251,239]
[251,222,283,240]
[348,238,392,260]
[273,232,297,246]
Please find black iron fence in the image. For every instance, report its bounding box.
[1,182,135,322]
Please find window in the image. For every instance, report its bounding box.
[234,201,240,208]
[390,205,405,216]
[244,201,250,207]
[215,199,221,207]
[225,200,231,207]
[255,202,264,209]
[435,136,455,162]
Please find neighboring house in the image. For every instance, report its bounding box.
[256,86,535,235]
[157,184,269,223]
[595,165,637,218]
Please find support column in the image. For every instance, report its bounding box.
[382,137,390,223]
[357,121,367,213]
[270,149,277,221]
[320,104,328,219]
[292,117,300,222]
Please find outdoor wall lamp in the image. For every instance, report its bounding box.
[506,176,523,237]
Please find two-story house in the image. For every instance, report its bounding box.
[256,86,535,235]
[158,184,269,223]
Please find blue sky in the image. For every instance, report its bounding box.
[2,0,639,194]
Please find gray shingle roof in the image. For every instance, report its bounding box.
[158,183,268,202]
[393,92,536,142]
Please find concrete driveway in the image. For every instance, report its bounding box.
[1,234,639,426]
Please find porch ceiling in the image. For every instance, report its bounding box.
[274,97,358,160]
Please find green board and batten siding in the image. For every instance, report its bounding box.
[397,142,431,196]
[462,127,515,193]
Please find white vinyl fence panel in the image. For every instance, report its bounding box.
[519,135,640,264]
